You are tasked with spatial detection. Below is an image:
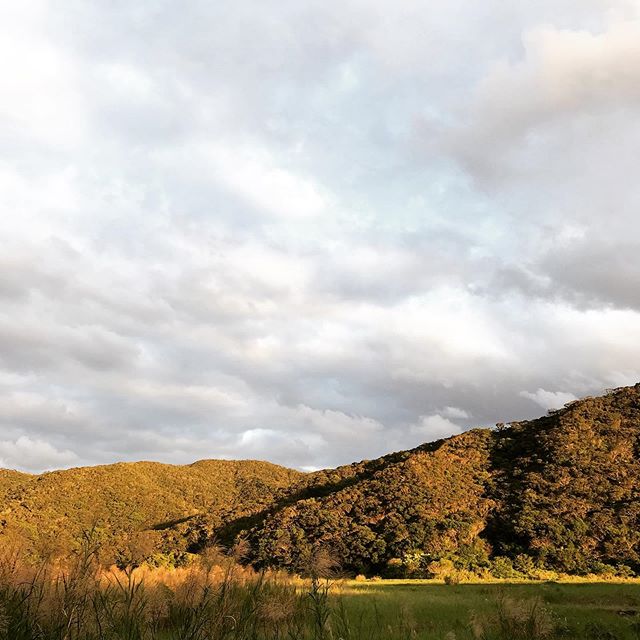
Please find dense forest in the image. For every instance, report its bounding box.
[3,384,640,578]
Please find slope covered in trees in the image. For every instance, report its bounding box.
[0,469,32,502]
[235,385,640,577]
[0,459,302,565]
[2,384,640,576]
[489,386,640,574]
[243,429,494,574]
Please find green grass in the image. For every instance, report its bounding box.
[336,580,640,639]
[4,546,640,640]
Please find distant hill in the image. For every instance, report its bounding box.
[0,459,302,565]
[3,384,640,576]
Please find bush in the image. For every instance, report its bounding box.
[402,550,430,577]
[426,558,456,580]
[528,568,560,582]
[616,564,635,578]
[513,554,537,577]
[489,557,519,579]
[453,541,492,573]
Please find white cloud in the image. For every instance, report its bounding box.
[520,388,578,410]
[0,1,637,472]
[209,145,328,219]
[410,414,463,441]
[475,20,640,133]
[293,405,384,440]
[0,436,78,472]
[441,406,470,420]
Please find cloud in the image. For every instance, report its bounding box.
[0,436,78,473]
[206,145,329,220]
[441,406,470,420]
[0,1,638,472]
[467,20,640,146]
[520,389,578,411]
[409,414,463,442]
[446,19,640,180]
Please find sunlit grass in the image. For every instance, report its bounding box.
[3,541,640,639]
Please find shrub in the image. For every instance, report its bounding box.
[616,564,635,578]
[426,558,456,579]
[528,568,560,582]
[513,554,537,577]
[384,557,405,578]
[490,556,519,579]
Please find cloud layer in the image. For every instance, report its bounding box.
[1,1,639,472]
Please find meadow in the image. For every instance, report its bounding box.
[3,539,640,640]
[342,580,640,639]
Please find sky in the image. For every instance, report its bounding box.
[2,1,640,473]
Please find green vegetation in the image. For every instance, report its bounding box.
[245,429,494,575]
[0,460,302,566]
[4,384,640,636]
[3,384,640,580]
[341,580,640,639]
[240,384,640,578]
[4,538,640,640]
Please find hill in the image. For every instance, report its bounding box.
[0,459,303,565]
[2,384,640,576]
[226,384,640,577]
[241,428,494,574]
[489,385,640,574]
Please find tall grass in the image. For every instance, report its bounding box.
[0,535,328,640]
[469,591,555,640]
[0,537,577,640]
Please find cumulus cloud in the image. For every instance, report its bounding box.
[409,414,464,443]
[441,407,470,420]
[0,1,638,471]
[0,436,78,473]
[520,389,578,411]
[458,20,640,159]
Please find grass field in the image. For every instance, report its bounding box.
[337,580,640,639]
[4,548,640,640]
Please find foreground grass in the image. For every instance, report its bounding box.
[4,544,640,640]
[339,580,640,639]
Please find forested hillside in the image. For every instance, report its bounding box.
[234,385,640,577]
[2,385,640,576]
[0,459,302,565]
[489,386,640,574]
[243,429,493,574]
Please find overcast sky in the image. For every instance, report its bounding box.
[1,1,640,473]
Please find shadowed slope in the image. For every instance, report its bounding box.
[222,385,640,575]
[241,429,494,573]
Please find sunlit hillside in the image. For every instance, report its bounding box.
[3,385,640,581]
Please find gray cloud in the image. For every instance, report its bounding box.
[0,1,639,472]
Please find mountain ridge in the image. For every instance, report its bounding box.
[2,383,640,577]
